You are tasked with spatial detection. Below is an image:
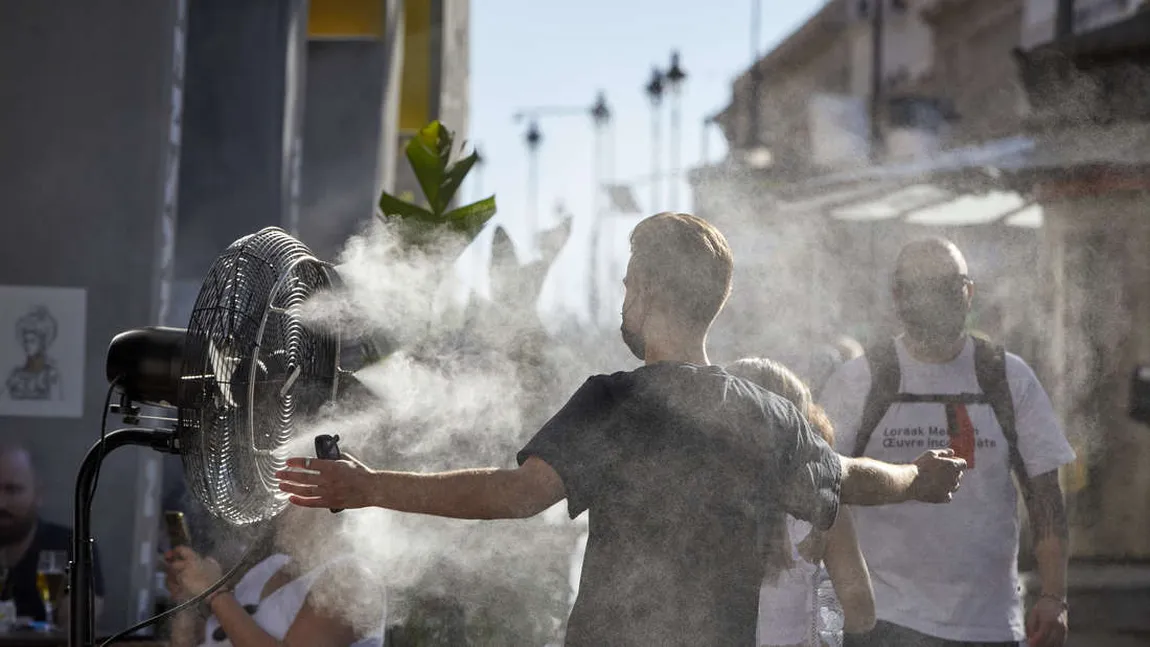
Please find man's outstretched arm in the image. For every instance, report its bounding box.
[839,449,966,506]
[275,455,566,520]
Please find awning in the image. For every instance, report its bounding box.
[1011,122,1150,171]
[777,182,1044,228]
[771,136,1043,228]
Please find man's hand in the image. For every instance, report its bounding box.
[276,452,377,510]
[1027,595,1068,647]
[908,449,966,503]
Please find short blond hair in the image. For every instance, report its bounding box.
[628,213,734,331]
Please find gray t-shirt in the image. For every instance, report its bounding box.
[519,362,842,646]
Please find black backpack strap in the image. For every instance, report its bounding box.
[972,337,1028,486]
[853,338,900,457]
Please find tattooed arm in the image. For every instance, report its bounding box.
[1025,471,1069,594]
[1023,470,1069,647]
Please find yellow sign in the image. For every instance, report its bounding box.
[399,0,433,132]
[308,0,436,133]
[307,0,384,39]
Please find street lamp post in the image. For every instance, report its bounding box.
[591,91,612,217]
[524,120,542,238]
[665,51,687,212]
[645,67,665,214]
[869,0,885,162]
[513,103,604,244]
[700,115,715,166]
[867,0,886,337]
[589,91,612,326]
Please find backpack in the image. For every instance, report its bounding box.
[850,336,1030,488]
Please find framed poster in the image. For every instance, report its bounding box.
[0,286,86,418]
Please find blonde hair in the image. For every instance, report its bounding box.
[628,213,734,332]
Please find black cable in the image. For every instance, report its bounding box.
[77,378,121,641]
[98,526,275,646]
[89,377,121,500]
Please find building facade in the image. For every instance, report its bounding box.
[695,0,1043,372]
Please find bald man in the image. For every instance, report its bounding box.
[819,238,1074,647]
[0,444,104,625]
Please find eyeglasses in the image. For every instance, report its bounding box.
[894,274,972,296]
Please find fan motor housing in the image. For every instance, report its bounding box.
[106,326,187,407]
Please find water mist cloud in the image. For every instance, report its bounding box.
[287,218,591,640]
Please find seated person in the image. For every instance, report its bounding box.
[0,442,104,624]
[164,506,384,647]
[726,359,875,647]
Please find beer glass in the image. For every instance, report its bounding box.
[36,550,67,629]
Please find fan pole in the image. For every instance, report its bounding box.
[71,428,177,647]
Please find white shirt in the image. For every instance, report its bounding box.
[757,516,818,646]
[756,517,845,647]
[819,336,1075,643]
[200,554,385,647]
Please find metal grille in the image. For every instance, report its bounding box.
[178,227,339,526]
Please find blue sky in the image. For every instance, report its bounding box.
[457,0,824,325]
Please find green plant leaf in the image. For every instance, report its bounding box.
[404,121,454,216]
[438,150,478,214]
[377,190,437,223]
[442,195,497,239]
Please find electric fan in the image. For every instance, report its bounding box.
[70,227,346,647]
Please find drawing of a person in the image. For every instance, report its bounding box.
[5,306,62,401]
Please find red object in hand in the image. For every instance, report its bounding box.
[949,403,976,469]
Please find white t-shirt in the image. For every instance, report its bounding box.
[757,516,818,646]
[756,517,845,647]
[819,336,1075,643]
[200,554,385,647]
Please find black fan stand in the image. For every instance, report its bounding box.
[70,426,179,647]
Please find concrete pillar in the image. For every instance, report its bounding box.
[173,0,309,283]
[298,0,407,261]
[391,0,469,204]
[162,0,310,604]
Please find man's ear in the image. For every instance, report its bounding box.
[965,281,976,308]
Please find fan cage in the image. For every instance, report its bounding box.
[178,227,340,526]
